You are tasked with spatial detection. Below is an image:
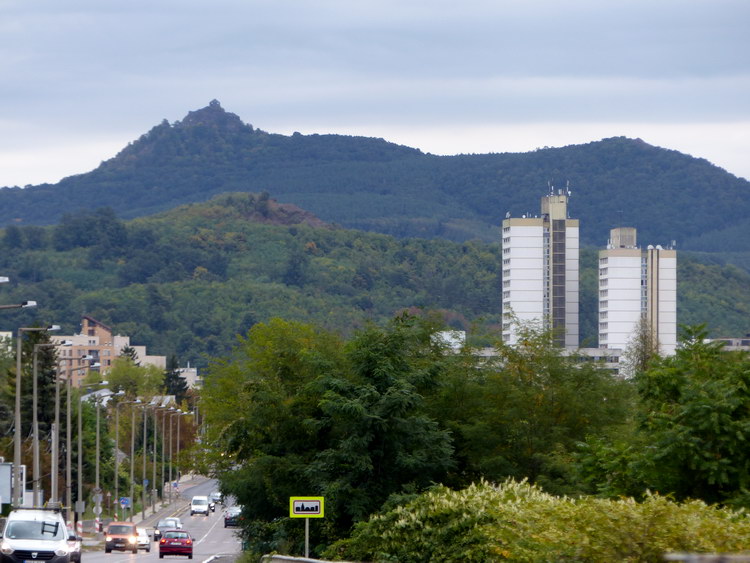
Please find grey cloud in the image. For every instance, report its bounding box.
[0,0,748,184]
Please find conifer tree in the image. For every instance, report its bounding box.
[163,355,187,404]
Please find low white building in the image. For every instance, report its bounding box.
[178,364,201,388]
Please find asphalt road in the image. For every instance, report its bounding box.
[86,479,243,563]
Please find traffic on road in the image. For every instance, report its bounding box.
[83,480,242,563]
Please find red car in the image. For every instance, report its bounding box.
[158,529,194,559]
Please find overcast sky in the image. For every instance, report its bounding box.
[1,0,748,188]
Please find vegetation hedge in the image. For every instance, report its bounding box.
[325,480,750,562]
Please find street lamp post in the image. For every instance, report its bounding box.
[76,375,104,526]
[13,324,58,507]
[129,403,139,522]
[77,388,81,517]
[94,393,103,530]
[160,407,167,503]
[32,340,72,506]
[165,409,191,503]
[151,403,159,512]
[167,409,179,503]
[112,395,133,520]
[153,401,175,504]
[142,406,148,520]
[175,411,188,486]
[31,345,45,507]
[150,401,159,514]
[49,345,72,504]
[114,401,120,519]
[66,354,93,516]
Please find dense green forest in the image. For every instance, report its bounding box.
[0,192,748,368]
[1,101,748,268]
[199,316,750,559]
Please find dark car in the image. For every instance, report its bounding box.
[153,517,182,542]
[223,506,242,528]
[158,529,193,559]
[104,521,138,554]
[209,491,223,513]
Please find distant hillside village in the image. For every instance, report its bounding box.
[54,316,198,388]
[0,315,198,389]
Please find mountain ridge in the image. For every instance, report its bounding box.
[1,101,748,257]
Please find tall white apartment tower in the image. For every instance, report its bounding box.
[598,227,677,356]
[502,191,579,349]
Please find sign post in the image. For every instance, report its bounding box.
[289,497,324,558]
[93,490,102,532]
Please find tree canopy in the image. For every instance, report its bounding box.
[200,314,636,556]
[577,325,750,507]
[0,194,748,371]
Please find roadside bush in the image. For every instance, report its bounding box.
[325,479,750,562]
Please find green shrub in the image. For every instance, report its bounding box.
[325,480,750,562]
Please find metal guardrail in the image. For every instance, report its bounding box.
[260,556,354,563]
[664,554,750,562]
[259,552,750,562]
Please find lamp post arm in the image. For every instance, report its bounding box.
[0,300,37,310]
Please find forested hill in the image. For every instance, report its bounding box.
[1,100,749,257]
[1,191,749,364]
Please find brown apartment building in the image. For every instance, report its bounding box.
[52,315,166,388]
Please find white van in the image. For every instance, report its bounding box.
[190,495,210,516]
[0,506,77,563]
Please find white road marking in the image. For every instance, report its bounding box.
[195,512,228,545]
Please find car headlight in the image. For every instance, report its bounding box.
[129,535,137,543]
[1,542,14,555]
[54,547,71,556]
[106,536,113,541]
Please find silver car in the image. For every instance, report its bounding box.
[137,527,151,552]
[153,517,182,542]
